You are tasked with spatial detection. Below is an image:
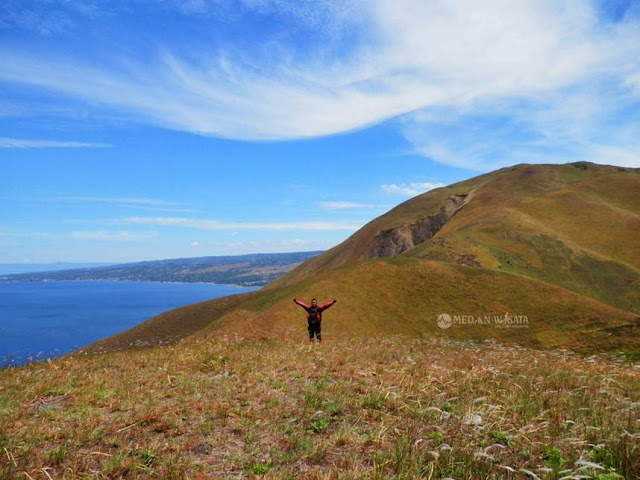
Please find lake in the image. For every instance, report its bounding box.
[0,281,258,367]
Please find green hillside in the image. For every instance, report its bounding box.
[85,161,639,356]
[84,257,638,356]
[271,162,639,315]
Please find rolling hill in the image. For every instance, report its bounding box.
[269,161,639,314]
[84,161,639,356]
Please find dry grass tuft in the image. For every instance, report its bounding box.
[1,335,638,479]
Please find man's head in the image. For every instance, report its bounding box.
[311,298,317,306]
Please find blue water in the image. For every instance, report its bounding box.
[0,281,258,367]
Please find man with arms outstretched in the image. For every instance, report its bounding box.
[293,298,336,344]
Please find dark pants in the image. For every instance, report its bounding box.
[308,321,321,341]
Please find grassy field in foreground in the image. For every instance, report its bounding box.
[1,336,638,479]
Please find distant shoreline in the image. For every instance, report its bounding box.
[0,250,322,287]
[0,278,263,288]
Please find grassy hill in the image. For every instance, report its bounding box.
[84,161,639,357]
[1,161,639,479]
[270,162,639,314]
[84,257,638,356]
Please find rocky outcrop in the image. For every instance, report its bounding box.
[361,194,469,259]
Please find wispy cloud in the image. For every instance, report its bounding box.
[71,230,157,241]
[0,1,638,168]
[210,238,336,253]
[122,216,362,231]
[399,88,640,170]
[0,0,102,35]
[589,145,640,168]
[0,231,55,239]
[316,201,378,210]
[0,137,110,148]
[60,196,185,207]
[381,182,445,196]
[57,196,196,213]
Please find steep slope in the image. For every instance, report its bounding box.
[84,257,639,355]
[266,169,494,288]
[270,162,640,314]
[84,162,639,356]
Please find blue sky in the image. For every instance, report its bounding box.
[1,0,639,263]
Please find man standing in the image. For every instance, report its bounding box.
[293,298,336,344]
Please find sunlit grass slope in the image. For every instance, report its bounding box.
[271,162,639,315]
[85,257,638,356]
[83,162,639,357]
[1,337,638,479]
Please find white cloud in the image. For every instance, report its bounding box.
[60,196,184,206]
[210,237,335,253]
[53,196,197,213]
[71,230,157,241]
[588,145,640,168]
[0,231,55,238]
[400,86,640,170]
[0,1,638,168]
[122,216,362,231]
[0,137,110,148]
[381,182,445,196]
[2,1,638,139]
[190,240,200,248]
[316,201,378,209]
[125,205,197,213]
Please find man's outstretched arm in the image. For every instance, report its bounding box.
[293,298,310,310]
[319,299,337,311]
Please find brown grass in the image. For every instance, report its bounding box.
[1,335,638,479]
[270,162,640,317]
[86,257,639,357]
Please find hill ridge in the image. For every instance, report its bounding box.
[83,161,639,356]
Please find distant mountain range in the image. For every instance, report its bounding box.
[0,251,323,286]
